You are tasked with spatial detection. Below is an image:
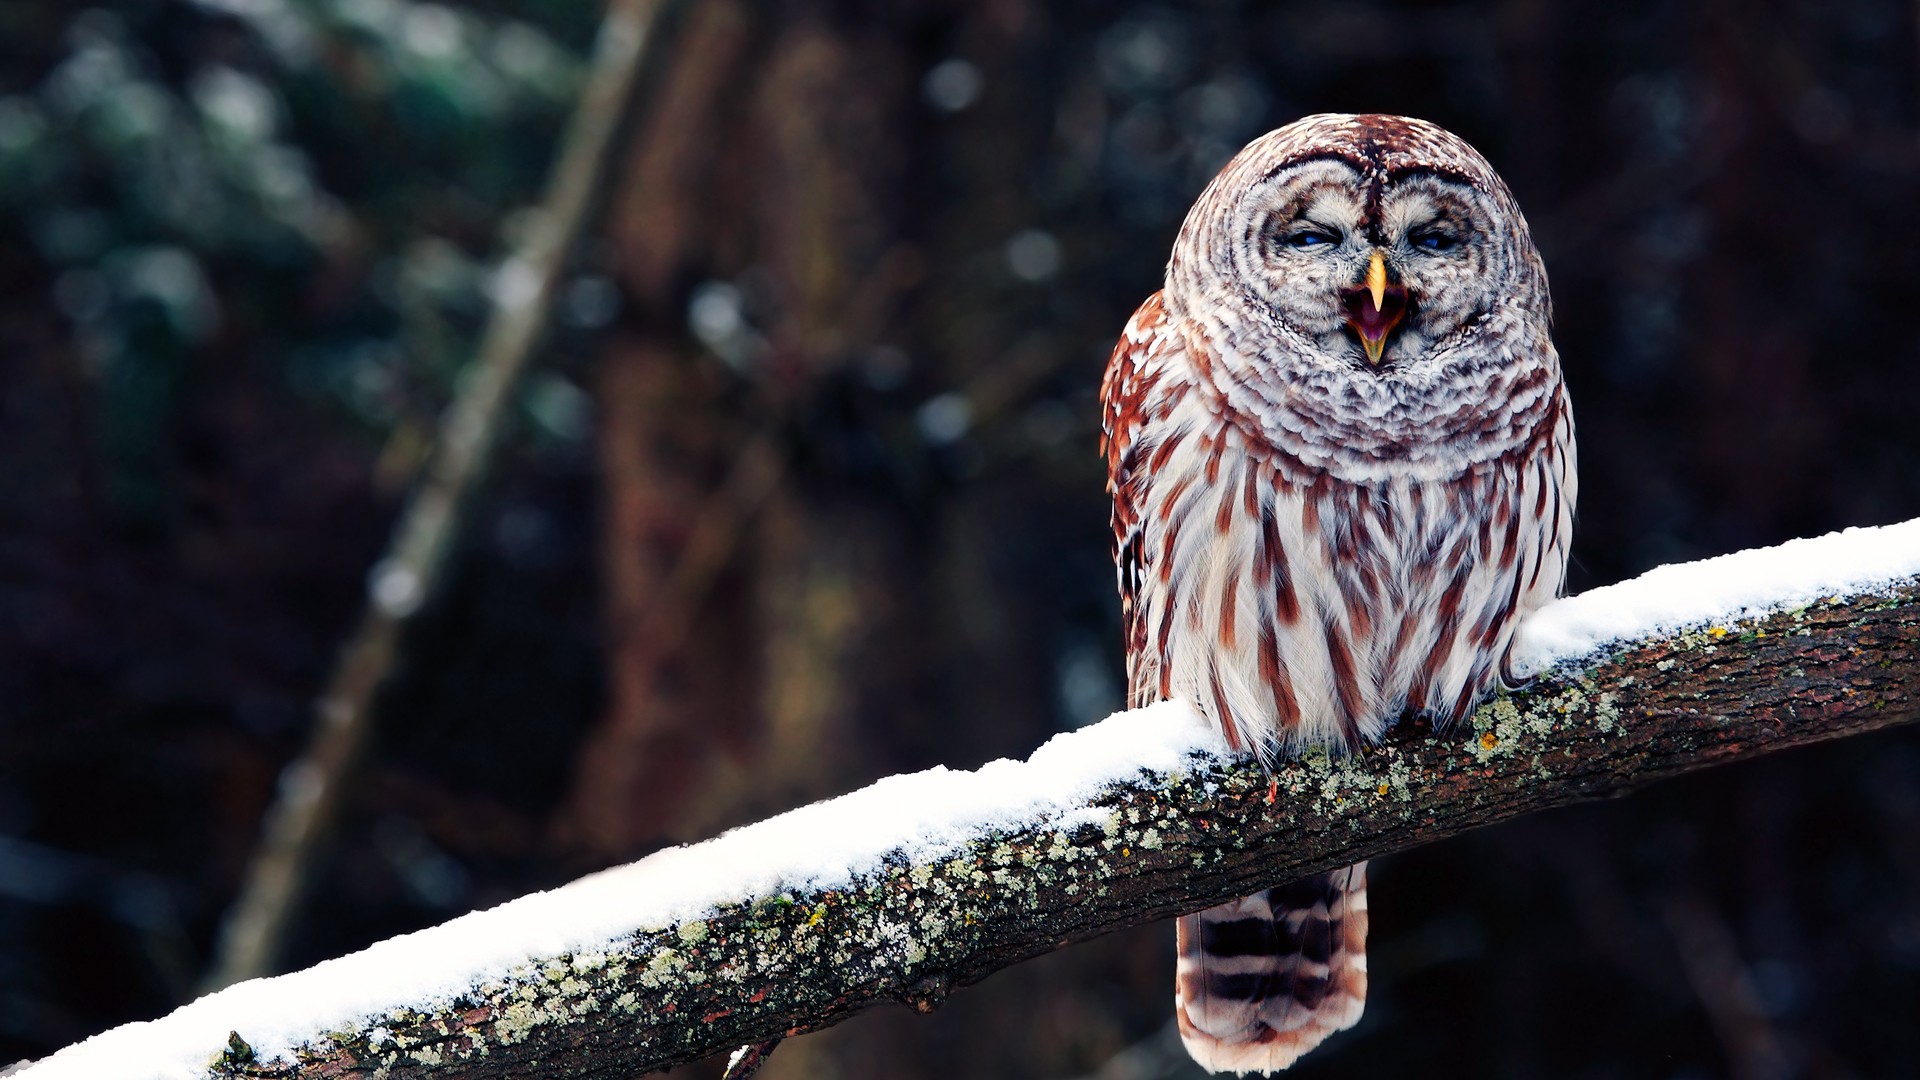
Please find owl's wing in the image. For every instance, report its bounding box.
[1101,291,1184,707]
[1105,301,1372,1074]
[1498,382,1579,684]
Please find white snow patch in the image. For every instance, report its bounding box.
[15,702,1225,1080]
[1513,517,1920,676]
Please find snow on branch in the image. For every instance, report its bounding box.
[16,519,1920,1080]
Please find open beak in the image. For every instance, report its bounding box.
[1340,251,1410,366]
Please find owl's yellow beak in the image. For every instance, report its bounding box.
[1365,250,1388,313]
[1341,251,1409,366]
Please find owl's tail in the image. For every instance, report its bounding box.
[1173,862,1369,1075]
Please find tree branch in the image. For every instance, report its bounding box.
[198,0,686,993]
[21,564,1918,1080]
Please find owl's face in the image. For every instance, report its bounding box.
[1246,160,1511,369]
[1168,114,1550,383]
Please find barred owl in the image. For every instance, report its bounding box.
[1100,114,1576,1073]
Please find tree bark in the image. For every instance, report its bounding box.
[565,0,939,861]
[560,0,763,858]
[185,578,1918,1079]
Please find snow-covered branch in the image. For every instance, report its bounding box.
[17,520,1920,1080]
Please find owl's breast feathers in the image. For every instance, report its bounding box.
[1101,291,1575,759]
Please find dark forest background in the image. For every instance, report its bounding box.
[5,1,1920,1077]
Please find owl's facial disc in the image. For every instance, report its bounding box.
[1219,159,1527,373]
[1339,251,1409,366]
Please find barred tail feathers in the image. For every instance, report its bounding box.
[1173,864,1369,1075]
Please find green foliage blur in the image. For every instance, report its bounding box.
[0,1,596,529]
[0,1,610,1055]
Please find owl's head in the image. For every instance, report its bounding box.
[1167,114,1550,379]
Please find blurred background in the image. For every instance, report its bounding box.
[3,0,1920,1076]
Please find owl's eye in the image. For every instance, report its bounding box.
[1284,228,1340,250]
[1410,230,1460,252]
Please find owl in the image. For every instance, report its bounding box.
[1100,114,1576,1073]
